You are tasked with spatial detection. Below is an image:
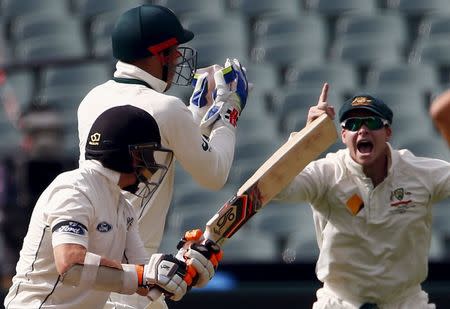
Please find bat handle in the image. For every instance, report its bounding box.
[147,287,162,301]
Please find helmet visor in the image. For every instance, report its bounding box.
[172,46,197,86]
[129,143,174,203]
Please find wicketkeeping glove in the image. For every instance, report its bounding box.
[139,253,189,301]
[188,65,223,125]
[176,229,223,288]
[200,58,249,134]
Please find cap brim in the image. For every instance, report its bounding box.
[179,29,194,44]
[340,106,387,122]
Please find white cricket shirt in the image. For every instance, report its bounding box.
[4,160,147,308]
[77,61,235,255]
[276,143,450,304]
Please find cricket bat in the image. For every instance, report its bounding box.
[204,113,337,245]
[61,114,337,303]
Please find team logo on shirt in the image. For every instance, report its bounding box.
[390,187,412,206]
[389,187,414,213]
[97,221,112,232]
[89,133,101,145]
[52,221,87,235]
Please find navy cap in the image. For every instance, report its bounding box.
[338,95,393,124]
[112,4,194,62]
[85,105,161,173]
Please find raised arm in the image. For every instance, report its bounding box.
[430,89,450,146]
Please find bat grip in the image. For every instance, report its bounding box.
[147,287,162,301]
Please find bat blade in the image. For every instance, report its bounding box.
[205,114,337,245]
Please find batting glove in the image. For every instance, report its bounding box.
[140,253,188,301]
[200,58,250,134]
[176,229,223,288]
[188,65,223,125]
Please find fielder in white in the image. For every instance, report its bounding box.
[4,106,221,309]
[76,4,249,309]
[275,84,450,309]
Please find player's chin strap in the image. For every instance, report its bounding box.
[161,49,170,84]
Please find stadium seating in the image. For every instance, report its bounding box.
[157,0,227,18]
[419,15,450,41]
[1,0,71,24]
[251,39,325,71]
[330,38,404,67]
[252,202,314,243]
[218,230,280,263]
[228,0,302,20]
[387,0,450,16]
[74,0,148,21]
[253,14,329,48]
[306,0,378,17]
[5,69,35,109]
[270,86,340,135]
[38,61,111,103]
[284,62,358,98]
[366,63,440,95]
[410,38,450,68]
[334,13,409,51]
[11,14,83,43]
[14,34,88,64]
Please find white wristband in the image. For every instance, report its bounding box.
[80,252,101,287]
[121,264,139,294]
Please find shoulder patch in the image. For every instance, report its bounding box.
[96,221,113,233]
[52,221,87,236]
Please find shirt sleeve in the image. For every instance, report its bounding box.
[157,98,235,190]
[46,187,94,249]
[423,158,450,202]
[275,158,333,205]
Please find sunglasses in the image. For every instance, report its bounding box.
[341,117,389,131]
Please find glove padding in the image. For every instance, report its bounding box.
[143,253,188,301]
[200,58,249,134]
[176,229,223,288]
[188,65,223,125]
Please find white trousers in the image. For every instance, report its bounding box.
[312,285,436,309]
[104,292,168,309]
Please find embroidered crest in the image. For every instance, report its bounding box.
[97,221,112,233]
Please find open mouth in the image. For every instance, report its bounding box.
[357,140,373,154]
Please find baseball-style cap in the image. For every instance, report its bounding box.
[112,4,194,62]
[338,95,393,124]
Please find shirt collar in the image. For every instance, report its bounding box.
[80,159,121,186]
[113,61,167,93]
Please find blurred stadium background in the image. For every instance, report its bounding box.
[1,0,450,307]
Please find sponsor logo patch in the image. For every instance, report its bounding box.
[52,221,87,235]
[96,221,112,233]
[201,135,210,151]
[346,194,364,216]
[89,133,101,145]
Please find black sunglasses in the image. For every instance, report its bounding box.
[341,117,389,131]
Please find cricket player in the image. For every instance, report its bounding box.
[275,84,450,308]
[429,89,450,146]
[77,4,248,308]
[4,105,221,308]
